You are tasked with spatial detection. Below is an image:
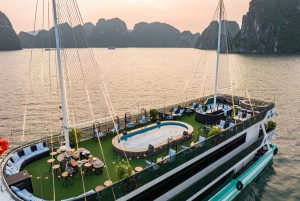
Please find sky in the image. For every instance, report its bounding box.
[0,0,251,34]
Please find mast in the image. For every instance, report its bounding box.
[52,0,70,151]
[213,0,223,110]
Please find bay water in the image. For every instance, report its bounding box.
[0,48,299,200]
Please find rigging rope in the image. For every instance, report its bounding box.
[48,0,56,199]
[21,0,39,147]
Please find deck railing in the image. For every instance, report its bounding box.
[78,105,273,201]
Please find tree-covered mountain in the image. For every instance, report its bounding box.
[0,11,22,51]
[234,0,300,53]
[18,18,200,48]
[194,20,240,51]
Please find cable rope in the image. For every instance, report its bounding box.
[47,0,57,199]
[55,0,119,198]
[222,5,254,113]
[72,0,132,168]
[39,0,45,142]
[221,2,237,118]
[198,3,221,99]
[21,0,39,147]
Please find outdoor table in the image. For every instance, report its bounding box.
[104,180,113,187]
[95,185,104,191]
[135,166,143,172]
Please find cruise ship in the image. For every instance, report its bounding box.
[0,0,278,201]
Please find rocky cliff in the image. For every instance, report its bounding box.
[18,18,199,48]
[234,0,300,53]
[0,11,22,50]
[194,20,240,51]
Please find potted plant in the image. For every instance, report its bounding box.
[266,120,276,132]
[115,161,132,180]
[149,109,158,122]
[68,128,82,147]
[207,127,220,138]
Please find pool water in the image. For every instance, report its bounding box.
[119,123,188,149]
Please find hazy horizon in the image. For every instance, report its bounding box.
[0,0,251,34]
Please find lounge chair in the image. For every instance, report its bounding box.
[93,129,106,140]
[190,102,197,110]
[172,107,178,114]
[244,113,251,120]
[195,136,206,147]
[145,160,160,172]
[125,122,135,128]
[236,111,243,119]
[228,122,235,131]
[111,124,120,133]
[177,109,184,117]
[217,120,226,129]
[181,145,193,155]
[167,148,176,163]
[165,115,176,120]
[140,115,146,124]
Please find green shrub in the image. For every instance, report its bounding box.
[207,127,220,138]
[267,120,276,131]
[149,109,158,120]
[68,128,82,143]
[115,161,132,180]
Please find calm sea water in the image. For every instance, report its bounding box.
[0,48,299,200]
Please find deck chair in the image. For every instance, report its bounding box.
[93,129,106,140]
[228,122,235,131]
[145,160,160,173]
[195,136,206,148]
[190,102,197,110]
[244,113,251,120]
[236,111,243,119]
[172,107,178,114]
[217,120,226,129]
[177,109,184,117]
[140,115,146,124]
[111,124,120,133]
[168,148,176,163]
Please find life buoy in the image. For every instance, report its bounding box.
[236,181,243,191]
[123,178,136,194]
[274,148,278,155]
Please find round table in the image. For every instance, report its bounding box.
[95,185,104,191]
[135,166,143,172]
[47,158,55,163]
[104,180,113,187]
[50,152,58,159]
[47,159,55,173]
[50,152,57,156]
[49,140,55,145]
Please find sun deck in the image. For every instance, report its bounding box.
[1,95,275,201]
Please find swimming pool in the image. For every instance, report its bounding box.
[112,121,193,159]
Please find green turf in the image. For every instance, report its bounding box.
[24,114,205,200]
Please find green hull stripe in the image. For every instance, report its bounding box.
[209,145,277,201]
